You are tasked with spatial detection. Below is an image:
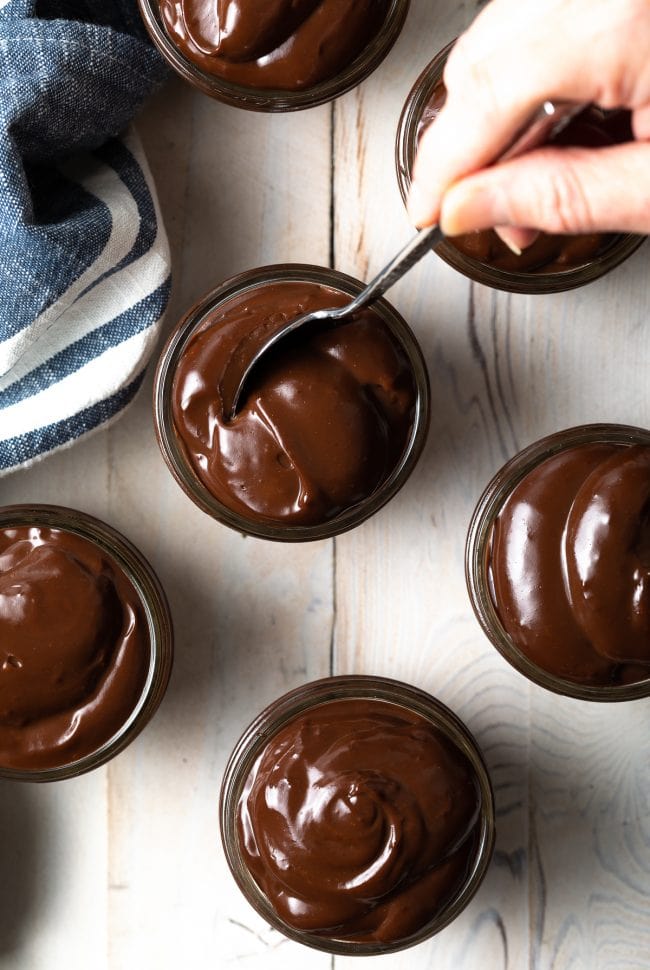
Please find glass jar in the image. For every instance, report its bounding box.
[0,504,173,782]
[395,42,646,294]
[154,263,430,542]
[466,424,650,701]
[220,674,495,955]
[137,0,410,111]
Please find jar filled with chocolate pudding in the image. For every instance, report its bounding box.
[466,425,650,700]
[396,42,645,294]
[154,264,429,542]
[220,675,494,955]
[138,0,410,110]
[0,505,173,781]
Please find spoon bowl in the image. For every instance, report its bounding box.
[222,224,442,417]
[224,100,585,418]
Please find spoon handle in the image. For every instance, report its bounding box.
[226,101,587,418]
[499,100,585,162]
[342,100,586,315]
[341,224,444,315]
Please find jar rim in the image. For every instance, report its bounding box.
[465,424,650,701]
[137,0,410,111]
[0,504,173,781]
[395,43,646,294]
[153,263,431,542]
[219,674,495,955]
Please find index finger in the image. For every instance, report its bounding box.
[407,0,645,227]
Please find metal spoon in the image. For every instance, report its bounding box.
[224,100,585,419]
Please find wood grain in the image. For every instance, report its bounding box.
[0,0,649,967]
[333,2,650,969]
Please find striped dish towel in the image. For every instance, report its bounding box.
[0,0,171,476]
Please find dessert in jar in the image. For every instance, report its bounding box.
[220,675,495,954]
[466,424,650,700]
[154,264,430,542]
[138,0,411,110]
[395,41,645,294]
[0,505,173,780]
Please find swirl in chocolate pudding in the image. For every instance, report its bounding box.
[159,0,391,90]
[489,444,650,685]
[0,526,149,770]
[237,698,481,943]
[418,84,632,273]
[171,280,417,527]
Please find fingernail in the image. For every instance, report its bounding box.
[496,227,539,252]
[494,227,522,255]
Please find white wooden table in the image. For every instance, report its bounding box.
[2,1,650,967]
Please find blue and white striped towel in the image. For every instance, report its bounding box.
[0,0,171,476]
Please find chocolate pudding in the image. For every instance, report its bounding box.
[488,443,650,686]
[418,83,631,273]
[170,278,418,529]
[237,697,482,944]
[0,524,150,771]
[159,0,391,90]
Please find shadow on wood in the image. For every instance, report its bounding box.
[0,781,53,956]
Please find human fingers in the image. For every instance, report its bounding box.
[407,0,650,228]
[494,226,539,253]
[438,141,650,237]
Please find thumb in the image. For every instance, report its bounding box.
[439,141,650,238]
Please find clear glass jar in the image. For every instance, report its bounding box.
[153,263,430,542]
[0,504,174,781]
[137,0,410,111]
[395,42,646,294]
[465,424,650,701]
[220,675,495,955]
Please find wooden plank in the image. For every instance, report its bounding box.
[0,777,109,970]
[0,73,334,969]
[332,1,650,969]
[528,692,650,970]
[1,0,649,964]
[104,78,335,970]
[334,1,528,968]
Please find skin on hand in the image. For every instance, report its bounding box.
[407,0,650,240]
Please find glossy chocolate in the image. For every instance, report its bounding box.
[159,0,391,90]
[0,526,149,770]
[171,280,417,527]
[237,697,481,943]
[489,443,650,685]
[418,84,631,273]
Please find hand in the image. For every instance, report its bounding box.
[407,0,650,244]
